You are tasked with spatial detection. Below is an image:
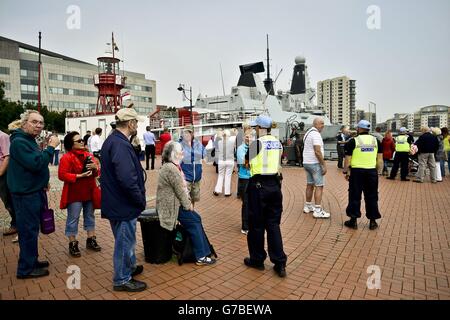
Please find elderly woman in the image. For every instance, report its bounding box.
[156,141,216,266]
[58,131,101,257]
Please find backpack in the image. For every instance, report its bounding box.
[172,223,217,265]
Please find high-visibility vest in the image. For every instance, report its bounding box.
[350,135,378,169]
[250,135,282,176]
[444,136,450,152]
[395,134,410,152]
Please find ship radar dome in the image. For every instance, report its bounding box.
[295,56,306,65]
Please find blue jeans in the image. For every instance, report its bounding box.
[109,219,137,286]
[11,191,45,276]
[177,208,210,260]
[441,151,450,176]
[65,201,95,237]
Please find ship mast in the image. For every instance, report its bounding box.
[263,34,274,95]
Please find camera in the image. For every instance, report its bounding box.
[82,156,93,173]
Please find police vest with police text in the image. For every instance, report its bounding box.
[395,135,410,152]
[250,135,282,176]
[350,135,378,169]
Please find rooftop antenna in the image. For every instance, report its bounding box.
[263,34,274,95]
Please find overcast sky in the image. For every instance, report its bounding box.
[1,0,449,122]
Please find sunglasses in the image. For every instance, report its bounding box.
[73,139,83,143]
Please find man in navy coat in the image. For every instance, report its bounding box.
[101,108,147,292]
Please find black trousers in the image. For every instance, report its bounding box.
[346,168,381,220]
[145,145,155,170]
[389,152,409,180]
[0,173,16,228]
[247,176,287,267]
[237,178,249,231]
[337,146,345,168]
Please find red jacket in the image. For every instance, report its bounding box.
[58,150,100,209]
[381,137,396,160]
[159,133,172,153]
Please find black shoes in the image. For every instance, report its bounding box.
[273,265,287,278]
[113,279,147,292]
[69,240,81,257]
[213,192,219,196]
[401,178,410,181]
[244,257,265,271]
[131,265,144,277]
[369,220,379,230]
[86,236,102,251]
[17,268,49,279]
[386,176,395,180]
[36,260,49,269]
[344,218,358,229]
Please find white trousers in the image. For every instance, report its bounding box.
[214,160,234,195]
[435,161,442,181]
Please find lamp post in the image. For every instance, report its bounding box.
[177,84,193,126]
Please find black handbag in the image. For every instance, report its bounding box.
[172,223,217,266]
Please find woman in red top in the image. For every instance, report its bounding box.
[381,130,396,176]
[159,127,172,155]
[58,131,101,257]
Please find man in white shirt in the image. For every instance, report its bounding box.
[302,117,330,218]
[90,128,103,158]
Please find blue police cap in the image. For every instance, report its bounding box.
[250,115,272,129]
[357,120,371,130]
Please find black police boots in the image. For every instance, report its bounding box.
[344,218,358,229]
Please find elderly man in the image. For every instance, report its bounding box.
[7,110,60,279]
[414,127,439,183]
[343,120,383,230]
[101,108,147,292]
[302,117,330,218]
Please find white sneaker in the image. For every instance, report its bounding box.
[313,209,331,219]
[303,204,314,213]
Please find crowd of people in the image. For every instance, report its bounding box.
[1,107,449,292]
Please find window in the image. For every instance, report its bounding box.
[0,67,10,75]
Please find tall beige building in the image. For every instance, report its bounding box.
[317,76,356,126]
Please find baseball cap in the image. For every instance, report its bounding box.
[115,108,145,122]
[250,115,273,129]
[399,127,407,133]
[357,120,371,130]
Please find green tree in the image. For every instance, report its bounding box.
[0,81,66,134]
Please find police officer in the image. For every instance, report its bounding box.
[343,120,383,230]
[387,127,414,181]
[243,115,287,277]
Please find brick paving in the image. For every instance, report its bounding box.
[1,159,449,300]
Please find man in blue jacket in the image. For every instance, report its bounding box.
[7,110,60,279]
[180,125,206,208]
[100,108,147,292]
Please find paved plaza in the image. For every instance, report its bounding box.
[1,159,449,300]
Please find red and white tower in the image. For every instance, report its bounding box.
[93,33,125,114]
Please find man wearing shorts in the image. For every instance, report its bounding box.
[302,117,330,219]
